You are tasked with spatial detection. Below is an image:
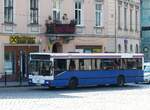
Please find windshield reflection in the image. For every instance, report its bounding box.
[144,66,150,72]
[29,61,52,76]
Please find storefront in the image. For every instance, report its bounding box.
[0,35,39,81]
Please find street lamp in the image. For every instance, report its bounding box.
[115,0,117,53]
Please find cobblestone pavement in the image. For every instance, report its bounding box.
[0,83,150,110]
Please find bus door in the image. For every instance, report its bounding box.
[50,58,54,80]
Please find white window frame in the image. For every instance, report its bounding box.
[4,0,14,23]
[30,0,39,24]
[124,7,127,30]
[135,9,138,31]
[75,0,84,26]
[95,1,103,27]
[130,7,133,31]
[52,0,61,21]
[118,1,122,29]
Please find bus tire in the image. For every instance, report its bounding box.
[68,78,78,89]
[117,75,125,87]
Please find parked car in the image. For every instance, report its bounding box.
[144,62,150,83]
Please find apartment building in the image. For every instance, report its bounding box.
[141,0,150,62]
[0,0,140,81]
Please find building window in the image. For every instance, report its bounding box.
[118,44,121,53]
[130,8,133,31]
[4,51,15,75]
[135,10,138,31]
[124,40,128,53]
[95,2,102,27]
[124,7,127,30]
[136,44,138,53]
[53,0,61,22]
[130,44,133,52]
[30,0,39,24]
[75,1,83,26]
[118,2,122,29]
[4,0,13,23]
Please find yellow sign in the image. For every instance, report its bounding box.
[10,35,36,44]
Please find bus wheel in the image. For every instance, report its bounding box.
[68,78,78,89]
[117,75,125,87]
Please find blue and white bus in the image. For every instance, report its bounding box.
[28,53,144,88]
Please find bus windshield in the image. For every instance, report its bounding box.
[29,60,52,76]
[144,66,150,73]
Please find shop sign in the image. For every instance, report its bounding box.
[10,35,36,44]
[92,48,102,53]
[84,49,92,53]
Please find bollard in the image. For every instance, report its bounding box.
[20,71,22,85]
[5,72,7,86]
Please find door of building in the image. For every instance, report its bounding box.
[4,45,39,82]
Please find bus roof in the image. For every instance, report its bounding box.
[30,52,144,59]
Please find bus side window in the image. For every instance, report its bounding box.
[92,59,96,70]
[101,59,114,70]
[122,59,127,70]
[96,59,101,70]
[69,60,76,70]
[114,59,121,70]
[137,58,142,69]
[84,59,92,70]
[79,59,84,70]
[54,59,67,71]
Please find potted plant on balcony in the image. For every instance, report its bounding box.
[70,19,77,26]
[45,16,52,25]
[62,13,69,24]
[45,16,54,33]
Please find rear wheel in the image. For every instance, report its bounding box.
[68,78,78,89]
[117,76,125,87]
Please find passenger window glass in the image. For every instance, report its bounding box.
[54,59,67,72]
[79,59,84,70]
[101,59,114,70]
[84,59,92,70]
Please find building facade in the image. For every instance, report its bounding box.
[141,0,150,62]
[0,0,141,81]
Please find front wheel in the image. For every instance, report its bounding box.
[68,78,78,89]
[117,76,125,87]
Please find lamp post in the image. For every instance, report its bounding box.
[114,0,117,53]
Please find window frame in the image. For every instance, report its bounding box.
[30,0,39,24]
[75,1,84,26]
[4,0,14,23]
[52,0,61,21]
[95,1,103,27]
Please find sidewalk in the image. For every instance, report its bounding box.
[0,81,29,87]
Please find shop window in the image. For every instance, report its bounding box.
[4,51,15,75]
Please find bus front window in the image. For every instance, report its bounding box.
[29,61,52,76]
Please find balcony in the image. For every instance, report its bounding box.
[45,20,76,34]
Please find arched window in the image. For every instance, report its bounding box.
[124,43,127,53]
[130,44,133,53]
[136,44,138,53]
[118,44,121,53]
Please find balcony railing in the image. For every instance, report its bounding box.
[46,21,76,34]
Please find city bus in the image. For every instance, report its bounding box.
[28,53,144,88]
